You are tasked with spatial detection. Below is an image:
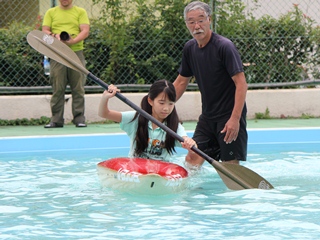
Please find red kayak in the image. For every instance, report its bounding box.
[97,157,189,195]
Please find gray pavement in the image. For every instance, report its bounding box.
[1,118,320,138]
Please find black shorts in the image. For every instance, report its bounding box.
[192,114,247,161]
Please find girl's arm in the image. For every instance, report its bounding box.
[98,85,122,123]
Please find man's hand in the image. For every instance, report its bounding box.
[221,117,240,144]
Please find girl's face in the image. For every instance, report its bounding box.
[148,91,175,122]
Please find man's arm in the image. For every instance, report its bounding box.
[63,24,90,45]
[221,71,247,144]
[42,25,52,35]
[42,24,90,45]
[231,71,247,121]
[72,24,90,44]
[173,74,191,101]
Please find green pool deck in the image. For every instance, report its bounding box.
[1,118,320,138]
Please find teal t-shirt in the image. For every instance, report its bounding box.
[120,111,187,161]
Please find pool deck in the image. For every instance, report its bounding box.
[1,118,320,138]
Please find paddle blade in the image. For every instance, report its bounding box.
[27,30,89,75]
[216,162,274,190]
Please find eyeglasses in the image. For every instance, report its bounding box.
[185,17,208,26]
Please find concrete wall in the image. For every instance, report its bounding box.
[1,89,319,122]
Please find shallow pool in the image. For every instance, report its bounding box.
[1,128,320,239]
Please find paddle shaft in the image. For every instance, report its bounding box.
[88,72,253,189]
[27,30,273,190]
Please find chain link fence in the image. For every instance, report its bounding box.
[1,0,320,95]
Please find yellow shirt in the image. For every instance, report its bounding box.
[42,6,90,51]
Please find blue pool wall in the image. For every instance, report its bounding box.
[1,128,319,157]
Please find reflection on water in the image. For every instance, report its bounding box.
[0,148,320,239]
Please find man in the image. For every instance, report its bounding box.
[173,1,248,166]
[42,0,90,128]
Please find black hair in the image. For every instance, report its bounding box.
[132,79,180,156]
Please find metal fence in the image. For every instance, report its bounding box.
[1,0,320,95]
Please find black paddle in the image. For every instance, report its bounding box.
[27,30,274,190]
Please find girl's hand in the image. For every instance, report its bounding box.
[102,84,120,99]
[181,136,197,150]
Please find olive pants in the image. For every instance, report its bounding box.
[49,51,86,125]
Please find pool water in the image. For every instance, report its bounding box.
[1,129,320,239]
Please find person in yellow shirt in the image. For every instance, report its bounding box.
[42,0,90,128]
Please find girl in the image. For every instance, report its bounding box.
[98,79,202,166]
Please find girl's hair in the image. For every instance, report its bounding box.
[184,1,212,20]
[132,79,180,156]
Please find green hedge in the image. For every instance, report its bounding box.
[1,0,319,89]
